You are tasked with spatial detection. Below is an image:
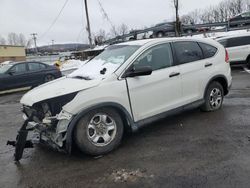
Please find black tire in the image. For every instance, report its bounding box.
[186,29,193,34]
[246,57,250,69]
[74,108,124,156]
[201,81,224,112]
[157,32,164,38]
[44,74,55,83]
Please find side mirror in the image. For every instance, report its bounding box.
[124,66,152,78]
[8,69,16,75]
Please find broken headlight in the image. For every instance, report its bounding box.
[41,103,52,117]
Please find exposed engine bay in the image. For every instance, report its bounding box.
[8,92,78,161]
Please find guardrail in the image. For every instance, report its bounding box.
[103,19,250,44]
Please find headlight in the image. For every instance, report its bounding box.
[41,103,52,117]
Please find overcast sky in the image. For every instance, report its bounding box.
[0,0,224,46]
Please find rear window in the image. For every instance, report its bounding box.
[173,41,203,64]
[218,39,227,47]
[199,43,217,58]
[226,36,250,48]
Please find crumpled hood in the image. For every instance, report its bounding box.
[20,77,101,106]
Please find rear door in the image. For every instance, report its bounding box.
[126,43,182,122]
[227,36,250,62]
[27,62,47,86]
[172,41,210,104]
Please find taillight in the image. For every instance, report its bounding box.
[225,49,229,63]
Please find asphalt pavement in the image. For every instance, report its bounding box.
[1,67,250,188]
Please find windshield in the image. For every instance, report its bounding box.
[68,45,140,80]
[0,64,12,74]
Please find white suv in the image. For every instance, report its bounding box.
[217,33,250,68]
[19,38,232,156]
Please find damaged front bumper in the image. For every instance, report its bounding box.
[7,108,74,161]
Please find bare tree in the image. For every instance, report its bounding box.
[183,0,249,24]
[18,33,27,46]
[8,33,19,45]
[94,29,107,45]
[0,35,6,45]
[118,24,129,36]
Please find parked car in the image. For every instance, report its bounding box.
[18,38,231,159]
[229,11,250,27]
[216,33,250,68]
[0,61,62,92]
[153,22,197,37]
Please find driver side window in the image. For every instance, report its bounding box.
[134,43,173,71]
[11,64,27,74]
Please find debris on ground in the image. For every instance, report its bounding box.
[95,169,154,183]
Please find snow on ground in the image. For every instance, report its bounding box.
[187,29,250,39]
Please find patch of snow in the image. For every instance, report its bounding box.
[60,60,88,71]
[186,29,250,40]
[68,59,120,80]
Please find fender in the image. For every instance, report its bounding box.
[65,102,136,154]
[203,74,229,98]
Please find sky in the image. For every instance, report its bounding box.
[0,0,224,46]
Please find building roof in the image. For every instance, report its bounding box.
[0,45,25,48]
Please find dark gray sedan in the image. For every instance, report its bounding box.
[0,61,62,92]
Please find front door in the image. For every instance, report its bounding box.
[126,43,182,122]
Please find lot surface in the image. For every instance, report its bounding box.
[1,67,250,188]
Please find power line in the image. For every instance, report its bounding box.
[39,0,70,40]
[97,0,117,36]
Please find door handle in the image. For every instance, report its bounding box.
[205,63,213,68]
[169,72,180,78]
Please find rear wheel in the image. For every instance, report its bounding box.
[246,57,250,69]
[157,32,164,38]
[44,74,55,83]
[201,81,224,112]
[186,29,193,34]
[74,108,124,155]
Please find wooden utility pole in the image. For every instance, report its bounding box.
[31,33,38,54]
[174,0,180,37]
[84,0,93,47]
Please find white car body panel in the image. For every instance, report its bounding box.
[63,75,132,116]
[227,45,250,62]
[127,66,182,122]
[20,77,101,106]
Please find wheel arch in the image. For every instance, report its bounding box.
[204,75,229,98]
[65,102,135,154]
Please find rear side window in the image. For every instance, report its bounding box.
[173,41,203,64]
[39,63,47,69]
[199,43,217,58]
[227,36,250,47]
[28,63,41,71]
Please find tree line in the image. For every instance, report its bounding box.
[0,33,32,47]
[181,0,250,24]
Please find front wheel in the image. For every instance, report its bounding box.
[201,81,224,112]
[74,108,124,155]
[44,74,55,83]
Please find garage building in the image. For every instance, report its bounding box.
[0,45,26,63]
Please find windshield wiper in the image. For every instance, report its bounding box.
[71,76,92,80]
